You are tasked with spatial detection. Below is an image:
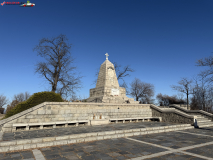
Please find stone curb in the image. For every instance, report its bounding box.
[0,124,193,153]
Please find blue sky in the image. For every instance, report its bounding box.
[1,0,213,107]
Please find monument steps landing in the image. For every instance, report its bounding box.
[0,124,193,153]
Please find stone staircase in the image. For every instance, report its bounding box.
[168,104,213,128]
[194,115,213,128]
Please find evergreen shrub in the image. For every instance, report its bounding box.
[4,91,63,119]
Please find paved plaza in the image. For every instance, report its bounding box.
[2,122,174,141]
[0,122,213,160]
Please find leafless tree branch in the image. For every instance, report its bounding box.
[130,78,154,104]
[33,34,82,99]
[0,94,8,108]
[171,77,193,109]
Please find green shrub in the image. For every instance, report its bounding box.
[4,91,63,119]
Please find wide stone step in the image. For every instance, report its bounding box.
[197,123,213,128]
[197,122,213,126]
[192,115,204,118]
[0,124,193,153]
[196,117,210,121]
[197,121,213,128]
[197,119,212,123]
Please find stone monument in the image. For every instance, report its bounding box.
[87,53,139,104]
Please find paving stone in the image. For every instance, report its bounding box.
[2,122,176,141]
[80,154,99,160]
[1,158,14,160]
[63,154,80,160]
[107,148,121,152]
[0,153,5,158]
[125,153,139,158]
[149,153,206,160]
[60,145,71,149]
[44,153,61,159]
[186,144,213,158]
[127,148,143,155]
[20,151,34,159]
[10,153,20,158]
[9,156,22,160]
[118,151,129,155]
[93,152,114,159]
[60,148,75,153]
[114,156,126,160]
[52,157,67,160]
[40,148,51,151]
[76,151,89,157]
[107,152,121,157]
[101,157,116,160]
[42,150,58,156]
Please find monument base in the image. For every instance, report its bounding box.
[90,119,109,126]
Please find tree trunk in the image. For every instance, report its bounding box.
[52,84,57,92]
[187,90,189,110]
[52,72,59,92]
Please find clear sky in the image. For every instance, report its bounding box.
[1,0,213,107]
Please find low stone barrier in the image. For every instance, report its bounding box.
[150,104,196,125]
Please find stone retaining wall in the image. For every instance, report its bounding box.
[0,102,198,133]
[0,102,151,133]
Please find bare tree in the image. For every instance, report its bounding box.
[193,55,213,112]
[196,54,213,83]
[6,100,20,114]
[171,78,193,109]
[5,92,31,114]
[156,93,186,106]
[191,74,213,112]
[0,94,8,108]
[14,92,31,102]
[156,93,168,106]
[112,61,134,82]
[33,34,82,99]
[69,94,83,102]
[130,78,154,104]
